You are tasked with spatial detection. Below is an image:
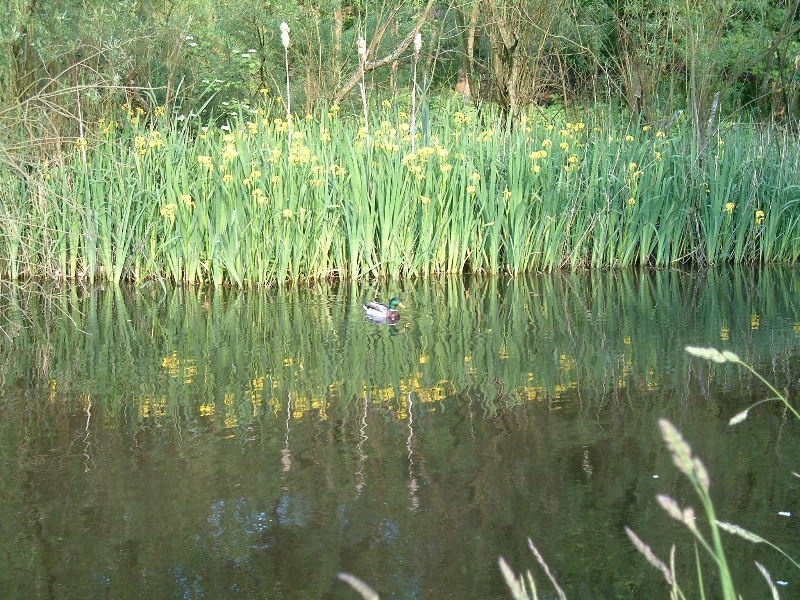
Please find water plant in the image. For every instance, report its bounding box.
[4,100,800,287]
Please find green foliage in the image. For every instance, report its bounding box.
[3,0,800,136]
[2,102,800,285]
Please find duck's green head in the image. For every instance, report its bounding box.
[387,297,403,309]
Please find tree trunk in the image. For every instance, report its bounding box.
[485,0,521,120]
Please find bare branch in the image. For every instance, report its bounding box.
[333,0,436,103]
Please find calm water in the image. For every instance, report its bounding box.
[1,268,799,599]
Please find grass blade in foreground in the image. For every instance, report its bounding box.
[627,347,800,599]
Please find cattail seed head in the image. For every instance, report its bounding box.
[280,22,290,49]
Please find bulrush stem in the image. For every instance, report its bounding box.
[280,22,292,145]
[358,36,369,136]
[410,32,421,151]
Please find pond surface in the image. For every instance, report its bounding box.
[1,268,799,599]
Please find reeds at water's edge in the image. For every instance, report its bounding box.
[2,101,800,286]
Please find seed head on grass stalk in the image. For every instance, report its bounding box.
[684,345,800,422]
[498,538,567,600]
[624,527,684,598]
[626,418,736,599]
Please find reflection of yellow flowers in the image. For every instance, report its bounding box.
[559,354,576,371]
[161,352,179,372]
[755,210,765,224]
[725,202,735,214]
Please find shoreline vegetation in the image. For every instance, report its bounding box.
[1,99,799,287]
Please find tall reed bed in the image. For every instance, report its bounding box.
[3,102,800,285]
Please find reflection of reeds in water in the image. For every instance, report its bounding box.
[3,268,800,437]
[502,353,800,600]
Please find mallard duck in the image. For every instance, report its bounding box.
[363,297,403,323]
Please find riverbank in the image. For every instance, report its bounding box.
[1,102,798,285]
